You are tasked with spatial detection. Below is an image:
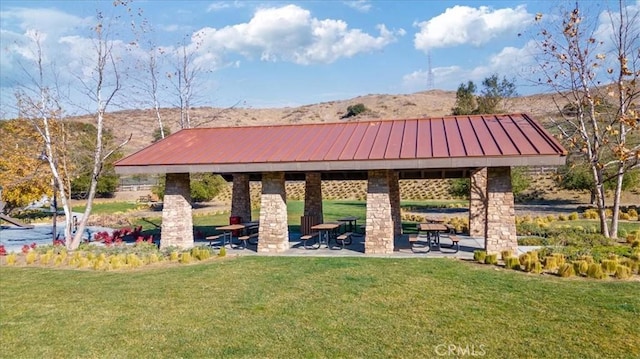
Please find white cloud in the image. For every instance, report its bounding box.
[0,7,92,37]
[344,1,372,13]
[402,41,539,93]
[193,4,403,65]
[414,5,531,52]
[206,1,245,12]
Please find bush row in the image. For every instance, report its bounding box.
[473,249,640,280]
[0,242,226,271]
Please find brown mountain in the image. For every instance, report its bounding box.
[79,90,563,155]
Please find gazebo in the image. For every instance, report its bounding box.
[115,113,566,255]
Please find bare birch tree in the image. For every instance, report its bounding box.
[68,8,132,249]
[13,31,76,245]
[534,1,639,238]
[168,36,203,130]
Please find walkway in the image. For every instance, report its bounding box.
[200,233,486,260]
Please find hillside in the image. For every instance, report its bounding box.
[75,90,565,155]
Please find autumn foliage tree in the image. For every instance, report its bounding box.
[0,120,52,213]
[533,1,639,237]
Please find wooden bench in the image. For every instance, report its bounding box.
[237,232,259,249]
[444,224,456,234]
[335,232,353,249]
[205,234,223,247]
[440,235,460,253]
[300,232,319,249]
[409,234,431,253]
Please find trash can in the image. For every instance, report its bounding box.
[229,216,242,236]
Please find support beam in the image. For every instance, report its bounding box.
[469,167,488,237]
[388,170,402,238]
[365,170,394,254]
[231,173,251,223]
[485,167,518,255]
[160,173,193,249]
[304,172,323,221]
[258,172,289,253]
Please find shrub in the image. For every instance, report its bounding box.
[568,212,579,221]
[519,253,531,266]
[341,103,369,119]
[578,255,594,264]
[530,261,543,274]
[544,256,558,270]
[557,263,575,277]
[126,254,143,268]
[632,240,640,248]
[474,250,487,263]
[484,254,498,265]
[169,251,179,261]
[587,263,606,279]
[614,265,632,279]
[6,253,17,266]
[601,259,618,275]
[25,251,37,265]
[147,253,160,264]
[552,253,566,266]
[573,260,589,275]
[504,256,520,270]
[500,250,512,260]
[627,208,638,219]
[583,209,598,219]
[179,252,192,264]
[558,214,568,221]
[218,246,227,257]
[191,247,212,261]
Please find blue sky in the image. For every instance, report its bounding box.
[1,1,637,117]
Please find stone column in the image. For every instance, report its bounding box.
[469,168,488,237]
[258,172,289,253]
[485,167,518,255]
[365,170,394,254]
[388,170,402,238]
[304,172,323,223]
[231,174,251,222]
[161,173,193,249]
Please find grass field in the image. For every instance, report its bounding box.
[72,201,140,215]
[0,257,638,358]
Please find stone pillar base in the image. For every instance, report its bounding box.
[258,172,289,253]
[161,173,194,250]
[365,170,394,254]
[485,167,518,255]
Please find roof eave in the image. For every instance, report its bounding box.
[114,155,567,175]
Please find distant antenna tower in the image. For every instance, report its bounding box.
[427,52,435,90]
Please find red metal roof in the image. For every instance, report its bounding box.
[115,113,566,174]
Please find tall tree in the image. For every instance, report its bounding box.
[0,119,52,213]
[451,81,477,115]
[68,7,132,249]
[168,36,202,130]
[12,32,76,242]
[476,74,518,114]
[534,1,639,237]
[451,75,517,115]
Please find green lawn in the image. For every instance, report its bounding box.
[1,257,638,358]
[72,201,140,214]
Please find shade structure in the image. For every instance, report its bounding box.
[115,113,566,175]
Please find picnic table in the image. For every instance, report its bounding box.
[310,223,341,249]
[337,216,358,232]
